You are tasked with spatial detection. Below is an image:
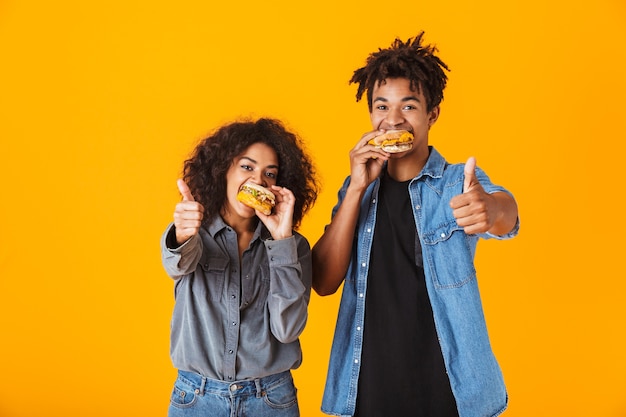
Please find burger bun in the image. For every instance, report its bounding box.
[236,182,276,215]
[368,130,414,153]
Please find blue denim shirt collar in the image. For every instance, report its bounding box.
[418,146,446,179]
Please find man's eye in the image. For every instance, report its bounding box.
[376,105,388,111]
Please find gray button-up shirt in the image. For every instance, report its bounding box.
[161,217,311,381]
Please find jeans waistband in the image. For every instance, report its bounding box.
[177,369,292,398]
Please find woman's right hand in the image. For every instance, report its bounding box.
[174,179,204,245]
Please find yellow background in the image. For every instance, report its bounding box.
[1,0,625,416]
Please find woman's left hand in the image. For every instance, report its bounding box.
[256,185,294,240]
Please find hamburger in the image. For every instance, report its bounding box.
[236,182,276,215]
[368,129,414,153]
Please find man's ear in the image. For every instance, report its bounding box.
[428,105,440,128]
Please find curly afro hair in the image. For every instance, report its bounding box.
[350,31,450,112]
[182,118,319,229]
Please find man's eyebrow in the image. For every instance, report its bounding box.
[373,95,421,103]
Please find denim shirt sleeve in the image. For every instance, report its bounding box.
[331,175,352,218]
[264,234,312,344]
[473,166,520,240]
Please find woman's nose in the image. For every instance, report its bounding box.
[250,171,267,187]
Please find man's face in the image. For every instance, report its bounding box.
[369,77,439,159]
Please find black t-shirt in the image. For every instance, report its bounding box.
[354,172,458,417]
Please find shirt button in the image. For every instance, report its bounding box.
[440,232,446,238]
[232,322,237,326]
[357,326,361,331]
[359,293,364,298]
[228,349,234,354]
[231,294,236,299]
[361,262,366,267]
[415,204,421,209]
[270,256,275,261]
[366,228,371,233]
[354,359,359,363]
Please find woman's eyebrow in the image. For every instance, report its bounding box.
[239,156,256,164]
[239,156,279,170]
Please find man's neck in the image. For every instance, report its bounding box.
[386,151,429,182]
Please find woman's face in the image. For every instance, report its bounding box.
[222,142,279,220]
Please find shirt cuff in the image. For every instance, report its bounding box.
[164,223,199,253]
[264,235,298,266]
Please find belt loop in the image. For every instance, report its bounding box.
[254,378,263,398]
[198,376,207,396]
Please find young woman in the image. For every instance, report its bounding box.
[161,118,319,417]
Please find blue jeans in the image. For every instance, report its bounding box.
[168,370,299,417]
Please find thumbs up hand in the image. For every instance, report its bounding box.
[174,179,204,245]
[177,178,195,202]
[462,156,479,193]
[450,157,498,234]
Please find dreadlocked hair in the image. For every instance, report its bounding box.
[182,118,320,229]
[350,31,450,112]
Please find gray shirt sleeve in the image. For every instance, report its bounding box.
[265,235,312,343]
[160,223,203,280]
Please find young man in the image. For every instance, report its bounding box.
[312,32,519,417]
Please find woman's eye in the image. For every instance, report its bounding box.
[241,165,253,171]
[265,172,277,179]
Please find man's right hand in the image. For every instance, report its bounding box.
[347,130,389,192]
[174,179,204,245]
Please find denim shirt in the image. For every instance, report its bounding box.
[320,147,519,417]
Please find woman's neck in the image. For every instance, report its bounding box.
[221,209,258,258]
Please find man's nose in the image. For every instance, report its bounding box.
[384,108,404,128]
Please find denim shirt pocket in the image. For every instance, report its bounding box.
[421,220,477,289]
[199,256,229,301]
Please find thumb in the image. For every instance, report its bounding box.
[177,179,195,202]
[463,156,477,193]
